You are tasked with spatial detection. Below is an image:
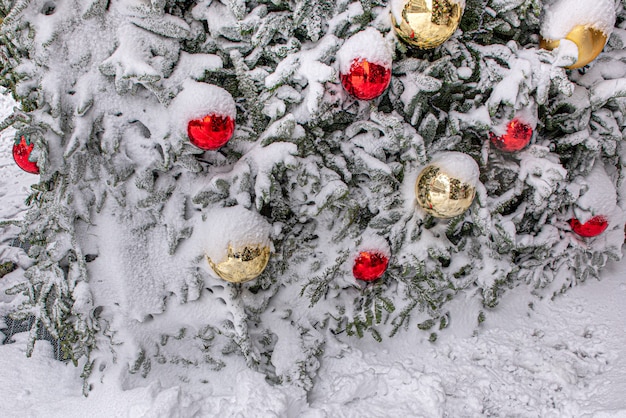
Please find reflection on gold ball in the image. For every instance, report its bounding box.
[391,0,464,49]
[207,244,270,283]
[415,165,477,218]
[540,26,607,69]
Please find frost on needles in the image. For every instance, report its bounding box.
[0,0,624,392]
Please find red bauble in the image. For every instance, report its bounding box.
[569,216,609,238]
[353,251,389,282]
[187,114,235,150]
[12,136,39,174]
[489,119,533,152]
[340,59,391,101]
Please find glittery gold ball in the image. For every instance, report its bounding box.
[207,244,270,283]
[415,154,479,219]
[540,26,608,69]
[391,0,464,49]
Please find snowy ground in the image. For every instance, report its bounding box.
[0,93,625,417]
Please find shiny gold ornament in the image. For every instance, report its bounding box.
[540,26,608,69]
[391,0,464,49]
[415,156,478,218]
[201,206,271,283]
[207,244,271,283]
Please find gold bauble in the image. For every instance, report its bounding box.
[391,0,464,49]
[540,26,607,69]
[207,244,270,283]
[415,165,477,219]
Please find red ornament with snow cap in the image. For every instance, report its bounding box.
[569,216,609,238]
[188,114,235,150]
[338,28,392,101]
[170,81,237,151]
[489,118,533,152]
[12,135,39,174]
[568,162,616,238]
[353,251,389,282]
[340,60,391,101]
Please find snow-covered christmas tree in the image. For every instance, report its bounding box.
[0,0,624,394]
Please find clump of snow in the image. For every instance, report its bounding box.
[551,39,580,68]
[574,161,618,223]
[71,281,93,314]
[195,206,271,275]
[457,66,472,80]
[191,0,238,40]
[337,27,393,74]
[168,52,223,85]
[429,151,479,186]
[353,231,391,259]
[541,0,617,40]
[168,80,236,135]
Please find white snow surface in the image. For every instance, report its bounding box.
[337,27,393,74]
[429,151,480,185]
[353,231,391,258]
[2,258,626,417]
[2,91,626,417]
[541,0,617,40]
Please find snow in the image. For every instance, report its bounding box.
[2,258,626,416]
[169,80,237,136]
[541,0,617,40]
[353,231,391,258]
[428,151,479,185]
[2,92,625,416]
[196,205,271,270]
[337,27,393,74]
[574,161,618,224]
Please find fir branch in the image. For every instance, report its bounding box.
[0,0,30,29]
[301,251,350,307]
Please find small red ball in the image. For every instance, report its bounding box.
[340,59,391,101]
[12,136,39,174]
[489,119,533,152]
[187,114,235,150]
[569,216,609,238]
[353,251,389,282]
